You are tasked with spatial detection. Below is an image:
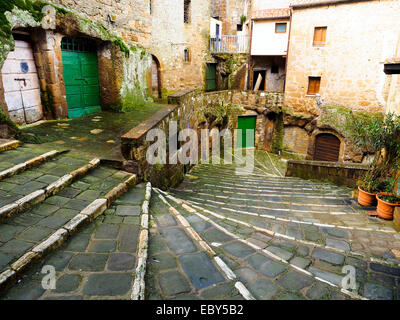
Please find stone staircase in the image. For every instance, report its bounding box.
[147,162,400,300]
[0,144,150,299]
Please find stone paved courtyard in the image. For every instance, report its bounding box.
[20,104,165,160]
[0,142,399,300]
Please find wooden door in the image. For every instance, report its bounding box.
[61,38,101,119]
[206,63,216,91]
[237,116,256,148]
[1,39,43,124]
[313,133,340,162]
[152,58,160,98]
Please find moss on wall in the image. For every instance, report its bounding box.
[212,53,248,90]
[1,1,152,117]
[0,107,19,136]
[319,105,383,146]
[271,113,284,153]
[196,102,244,129]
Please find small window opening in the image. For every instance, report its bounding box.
[184,0,191,24]
[184,48,190,62]
[271,65,279,74]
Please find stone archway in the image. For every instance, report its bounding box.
[306,129,346,162]
[151,55,161,99]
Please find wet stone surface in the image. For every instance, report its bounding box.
[0,185,145,300]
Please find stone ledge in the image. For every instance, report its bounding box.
[0,140,19,152]
[121,106,178,141]
[286,159,369,188]
[287,159,370,170]
[131,182,151,300]
[0,158,101,224]
[0,174,139,294]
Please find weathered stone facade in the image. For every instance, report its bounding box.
[121,89,285,188]
[211,0,249,35]
[0,0,211,125]
[149,0,211,97]
[284,0,400,116]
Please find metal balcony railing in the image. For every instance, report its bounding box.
[209,35,250,54]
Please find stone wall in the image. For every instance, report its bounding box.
[284,0,400,116]
[121,89,285,188]
[212,0,248,35]
[0,1,212,123]
[212,53,249,90]
[149,0,211,97]
[0,2,153,121]
[285,159,370,188]
[48,0,151,45]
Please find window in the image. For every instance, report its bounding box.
[271,65,279,74]
[184,0,191,24]
[307,77,321,95]
[237,24,243,31]
[313,27,327,46]
[275,23,287,33]
[184,48,190,62]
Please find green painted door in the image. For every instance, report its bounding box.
[62,38,101,118]
[237,116,256,148]
[206,63,216,91]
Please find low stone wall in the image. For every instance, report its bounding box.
[285,159,370,188]
[122,89,285,189]
[121,104,187,190]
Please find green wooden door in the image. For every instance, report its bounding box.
[62,39,101,118]
[237,116,256,148]
[206,63,216,91]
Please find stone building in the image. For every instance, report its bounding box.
[282,0,400,162]
[249,2,290,92]
[0,0,211,125]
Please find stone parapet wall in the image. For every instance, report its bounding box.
[285,159,370,188]
[121,89,285,189]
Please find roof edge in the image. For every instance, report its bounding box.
[291,0,375,9]
[252,16,290,21]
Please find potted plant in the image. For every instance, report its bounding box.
[375,175,400,219]
[356,113,400,212]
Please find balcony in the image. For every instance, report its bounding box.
[209,35,250,54]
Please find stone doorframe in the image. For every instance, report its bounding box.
[306,129,345,162]
[0,26,126,121]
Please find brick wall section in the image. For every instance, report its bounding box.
[284,0,400,116]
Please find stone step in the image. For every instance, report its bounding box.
[146,191,247,300]
[0,155,101,223]
[172,193,400,261]
[0,150,65,182]
[159,193,358,300]
[0,168,138,295]
[168,193,400,300]
[0,140,19,153]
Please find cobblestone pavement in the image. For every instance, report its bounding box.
[0,184,145,300]
[148,153,400,300]
[0,163,130,275]
[21,104,165,160]
[0,145,76,207]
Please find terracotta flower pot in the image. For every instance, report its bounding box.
[358,187,377,207]
[376,193,400,220]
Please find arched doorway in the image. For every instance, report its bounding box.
[151,55,161,99]
[313,133,341,162]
